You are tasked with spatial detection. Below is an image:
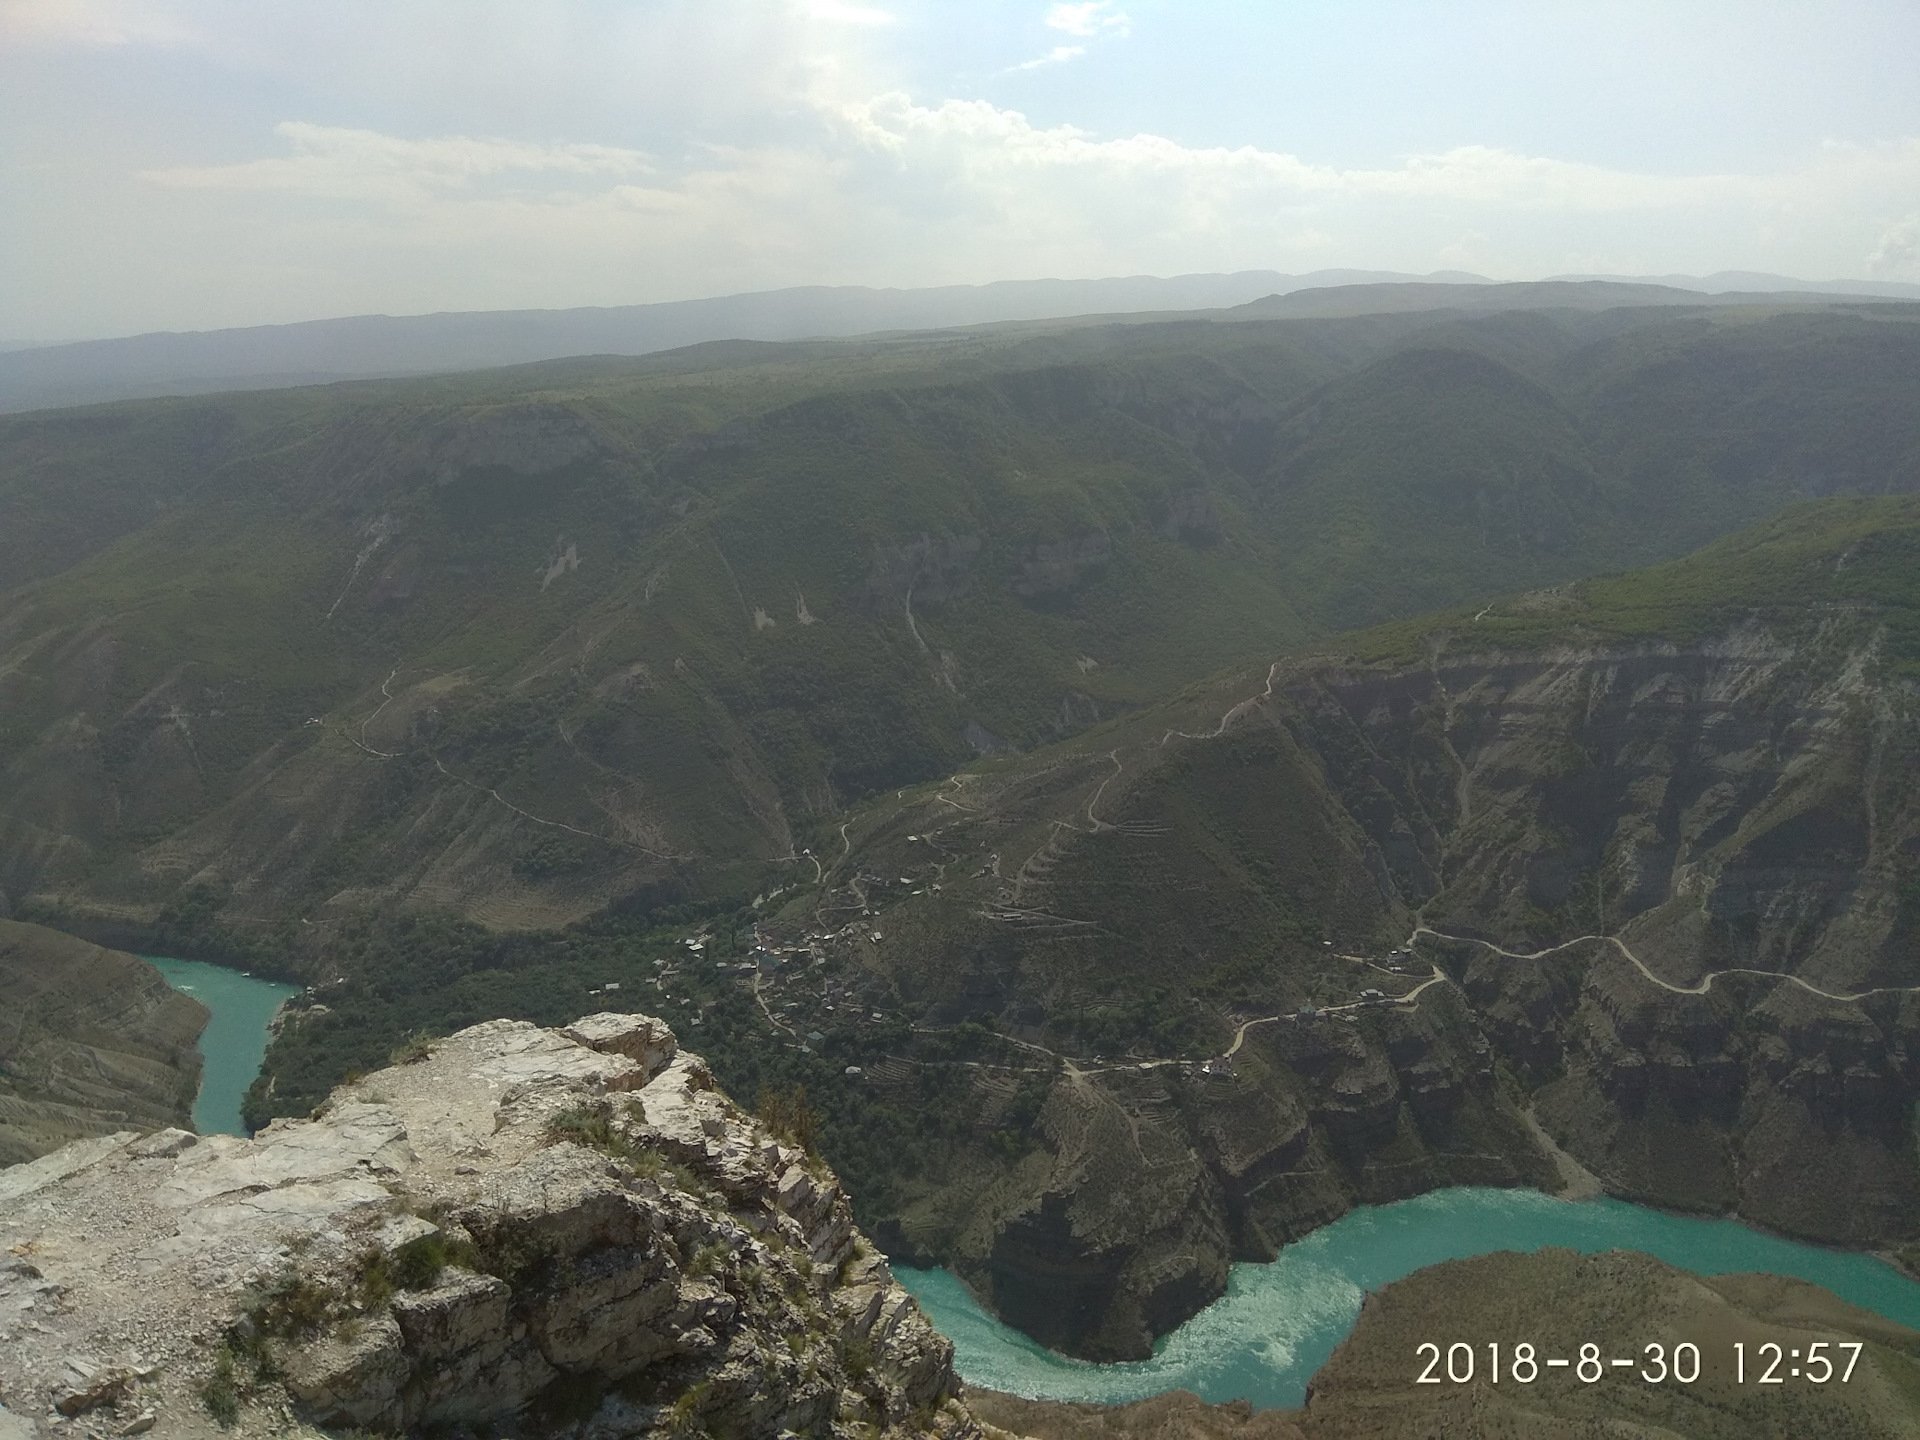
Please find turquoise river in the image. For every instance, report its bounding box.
[897,1188,1920,1410]
[148,955,297,1137]
[145,960,1920,1410]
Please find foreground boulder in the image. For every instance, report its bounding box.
[0,1013,984,1439]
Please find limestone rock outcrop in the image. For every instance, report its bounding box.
[0,1013,985,1440]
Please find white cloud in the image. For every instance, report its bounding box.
[1435,230,1492,270]
[120,106,1920,295]
[1869,215,1919,275]
[1003,44,1086,73]
[829,96,1920,224]
[1045,2,1130,38]
[805,0,895,24]
[835,95,1649,207]
[128,106,1920,311]
[16,3,1920,343]
[0,0,196,47]
[143,123,654,202]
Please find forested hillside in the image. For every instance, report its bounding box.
[3,294,1916,945]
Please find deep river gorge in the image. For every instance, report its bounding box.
[156,960,1920,1410]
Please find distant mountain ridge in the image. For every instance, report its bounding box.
[1232,277,1920,318]
[0,269,1489,414]
[1548,268,1920,299]
[9,268,1915,416]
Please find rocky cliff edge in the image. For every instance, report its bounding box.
[0,1013,990,1440]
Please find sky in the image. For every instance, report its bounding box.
[4,0,1919,342]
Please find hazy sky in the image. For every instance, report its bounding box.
[5,0,1919,341]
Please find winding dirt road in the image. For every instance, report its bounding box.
[1221,963,1451,1060]
[1411,924,1920,1005]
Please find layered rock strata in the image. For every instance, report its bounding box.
[0,920,206,1165]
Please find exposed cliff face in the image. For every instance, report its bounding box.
[0,1014,985,1440]
[912,986,1557,1362]
[1283,624,1915,981]
[1287,628,1920,1241]
[0,920,205,1165]
[807,565,1920,1358]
